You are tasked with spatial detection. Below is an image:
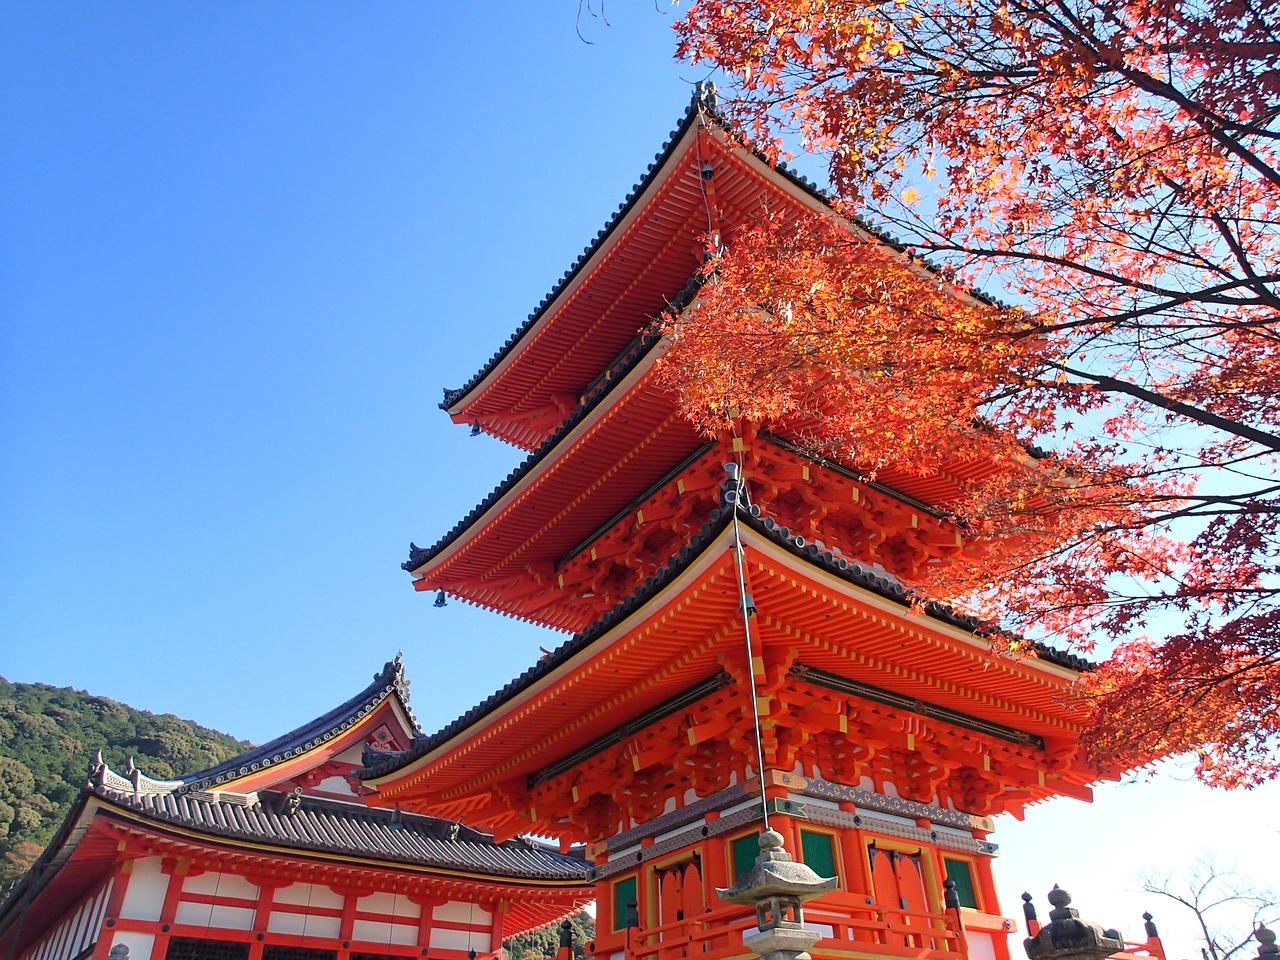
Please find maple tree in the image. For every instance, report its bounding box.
[658,0,1280,783]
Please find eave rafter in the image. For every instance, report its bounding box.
[379,547,746,812]
[455,124,729,449]
[742,433,970,578]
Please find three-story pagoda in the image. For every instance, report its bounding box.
[364,87,1145,960]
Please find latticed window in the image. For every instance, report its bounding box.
[611,874,638,932]
[799,829,838,880]
[261,948,337,960]
[165,939,250,960]
[943,858,979,910]
[729,833,758,881]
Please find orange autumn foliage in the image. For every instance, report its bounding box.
[663,0,1280,785]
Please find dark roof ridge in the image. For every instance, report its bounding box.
[370,494,743,781]
[150,654,415,794]
[436,82,974,423]
[731,491,1091,672]
[441,84,719,414]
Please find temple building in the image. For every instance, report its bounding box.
[2,88,1168,960]
[0,657,592,960]
[364,87,1164,960]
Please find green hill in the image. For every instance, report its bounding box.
[0,678,250,887]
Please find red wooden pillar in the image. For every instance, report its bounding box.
[337,885,358,954]
[92,850,137,960]
[487,902,503,960]
[148,857,188,960]
[250,875,280,960]
[408,894,440,954]
[837,803,870,898]
[971,832,1000,915]
[701,813,727,895]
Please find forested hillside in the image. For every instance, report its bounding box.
[503,911,594,960]
[0,678,250,887]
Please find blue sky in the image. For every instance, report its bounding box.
[2,4,1275,954]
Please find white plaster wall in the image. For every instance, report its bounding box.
[174,903,214,928]
[119,859,167,922]
[301,916,341,939]
[266,913,308,937]
[357,893,419,919]
[208,905,254,930]
[273,883,344,910]
[174,901,254,929]
[432,902,492,924]
[334,743,364,766]
[183,871,259,900]
[428,929,490,952]
[351,920,417,945]
[315,776,356,796]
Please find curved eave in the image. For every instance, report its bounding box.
[368,517,745,800]
[443,107,706,448]
[174,657,415,794]
[407,336,667,581]
[371,495,1092,803]
[0,790,101,944]
[445,108,887,451]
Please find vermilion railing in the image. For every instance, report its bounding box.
[622,893,969,960]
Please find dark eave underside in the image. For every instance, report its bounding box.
[406,327,673,575]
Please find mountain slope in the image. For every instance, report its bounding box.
[0,677,250,885]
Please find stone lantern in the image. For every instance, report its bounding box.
[715,829,838,960]
[1023,887,1125,960]
[1255,926,1277,960]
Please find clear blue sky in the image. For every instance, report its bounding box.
[2,4,1275,955]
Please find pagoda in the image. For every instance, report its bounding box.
[364,87,1161,960]
[0,658,592,960]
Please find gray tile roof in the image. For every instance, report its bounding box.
[119,654,418,795]
[91,783,588,881]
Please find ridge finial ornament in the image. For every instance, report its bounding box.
[695,80,719,113]
[1256,926,1278,960]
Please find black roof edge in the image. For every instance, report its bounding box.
[174,654,415,793]
[90,785,588,875]
[440,84,718,413]
[370,504,740,781]
[374,478,1089,782]
[440,81,1018,418]
[406,282,699,575]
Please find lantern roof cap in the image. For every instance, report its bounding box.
[715,829,838,905]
